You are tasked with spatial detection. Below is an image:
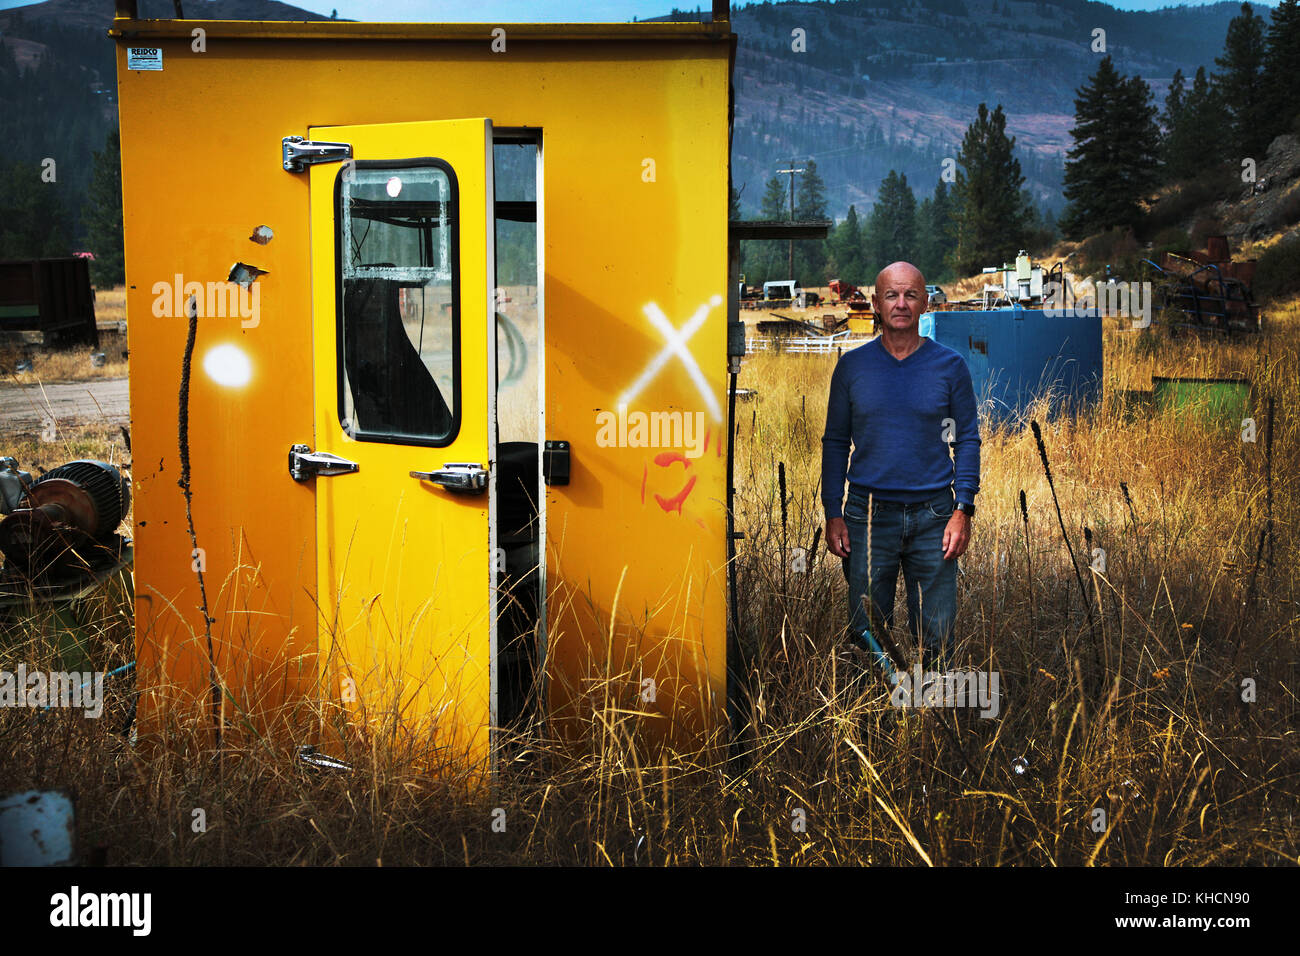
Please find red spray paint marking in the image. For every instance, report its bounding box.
[655,474,697,514]
[654,451,691,469]
[640,464,648,504]
[703,425,710,456]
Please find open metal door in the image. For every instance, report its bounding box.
[303,118,497,769]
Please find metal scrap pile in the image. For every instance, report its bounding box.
[1147,235,1262,335]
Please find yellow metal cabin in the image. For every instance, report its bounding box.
[110,4,736,767]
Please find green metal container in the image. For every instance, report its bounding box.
[1152,376,1251,425]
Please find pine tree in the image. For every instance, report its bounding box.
[794,159,828,283]
[1161,68,1187,168]
[84,131,125,288]
[1163,66,1230,178]
[0,160,73,259]
[1189,66,1231,165]
[916,179,955,281]
[951,103,1029,275]
[1215,2,1271,158]
[1263,0,1300,140]
[746,174,789,283]
[913,195,934,273]
[828,205,866,285]
[867,169,917,269]
[1060,57,1161,239]
[795,159,827,220]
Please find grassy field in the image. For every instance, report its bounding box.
[0,343,128,384]
[0,294,1295,866]
[0,285,129,384]
[94,286,127,327]
[725,301,1297,866]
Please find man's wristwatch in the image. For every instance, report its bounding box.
[955,501,976,518]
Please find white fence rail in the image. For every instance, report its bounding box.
[746,330,872,354]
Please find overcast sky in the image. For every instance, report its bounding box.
[0,0,1283,19]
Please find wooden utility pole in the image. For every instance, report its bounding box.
[777,160,805,279]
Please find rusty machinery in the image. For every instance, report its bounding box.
[1143,235,1263,335]
[0,459,130,582]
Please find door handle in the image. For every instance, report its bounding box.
[289,444,359,481]
[410,462,488,493]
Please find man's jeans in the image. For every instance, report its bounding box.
[842,487,958,672]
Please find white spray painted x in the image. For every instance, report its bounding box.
[620,294,723,422]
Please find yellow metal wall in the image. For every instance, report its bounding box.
[115,26,731,750]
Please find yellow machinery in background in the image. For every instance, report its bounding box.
[111,4,735,768]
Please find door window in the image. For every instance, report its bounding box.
[336,161,459,445]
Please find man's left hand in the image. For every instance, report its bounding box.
[942,511,971,560]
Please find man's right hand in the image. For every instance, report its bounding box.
[826,516,850,558]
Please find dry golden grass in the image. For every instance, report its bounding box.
[0,285,128,384]
[0,347,128,384]
[943,272,991,301]
[95,285,127,326]
[1,422,131,477]
[0,296,1296,865]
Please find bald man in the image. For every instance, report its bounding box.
[821,261,981,673]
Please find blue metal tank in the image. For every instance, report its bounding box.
[918,305,1103,426]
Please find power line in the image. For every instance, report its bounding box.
[776,159,806,275]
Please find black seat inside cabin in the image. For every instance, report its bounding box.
[342,276,452,438]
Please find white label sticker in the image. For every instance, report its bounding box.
[127,47,163,71]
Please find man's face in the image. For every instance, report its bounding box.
[873,267,928,334]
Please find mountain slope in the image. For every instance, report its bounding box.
[729,0,1265,217]
[0,0,1267,244]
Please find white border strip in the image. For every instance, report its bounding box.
[535,131,548,727]
[484,118,499,770]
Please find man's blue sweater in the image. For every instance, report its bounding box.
[821,336,981,519]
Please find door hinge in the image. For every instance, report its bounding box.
[282,136,352,172]
[289,444,359,481]
[409,463,488,493]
